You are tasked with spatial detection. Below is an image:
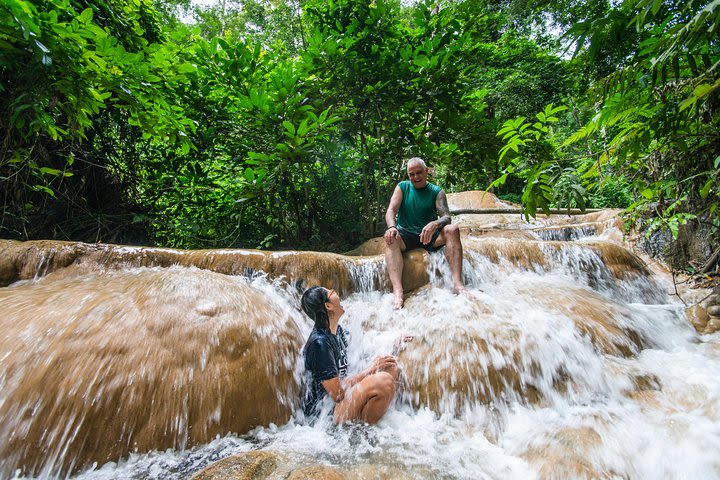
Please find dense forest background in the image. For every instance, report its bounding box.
[1,0,718,256]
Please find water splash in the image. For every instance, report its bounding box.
[1,233,718,479]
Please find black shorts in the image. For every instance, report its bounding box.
[397,226,443,253]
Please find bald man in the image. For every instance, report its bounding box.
[384,157,468,308]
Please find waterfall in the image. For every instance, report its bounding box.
[0,211,718,479]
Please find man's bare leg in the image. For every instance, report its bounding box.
[385,239,406,309]
[440,224,468,295]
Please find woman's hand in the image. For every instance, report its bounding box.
[370,355,397,373]
[393,334,414,355]
[344,355,399,391]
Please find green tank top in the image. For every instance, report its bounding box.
[396,181,442,235]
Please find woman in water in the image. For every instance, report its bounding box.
[300,285,400,424]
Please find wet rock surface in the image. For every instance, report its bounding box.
[389,284,652,413]
[1,193,715,479]
[522,426,621,480]
[192,451,283,480]
[190,450,431,480]
[704,292,720,334]
[191,451,348,480]
[638,219,718,273]
[686,291,720,334]
[0,267,302,477]
[0,240,356,294]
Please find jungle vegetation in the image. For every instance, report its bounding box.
[1,0,718,258]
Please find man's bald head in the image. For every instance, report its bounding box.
[406,157,427,170]
[406,157,429,189]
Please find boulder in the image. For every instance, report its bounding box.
[0,267,302,477]
[191,451,346,480]
[521,426,621,479]
[446,190,517,210]
[386,285,647,413]
[704,316,720,334]
[192,451,282,480]
[0,240,357,294]
[686,305,710,332]
[288,466,346,480]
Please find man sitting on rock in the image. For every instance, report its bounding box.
[384,157,468,309]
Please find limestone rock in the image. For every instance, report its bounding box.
[631,373,662,392]
[345,463,430,479]
[0,267,302,477]
[344,237,386,256]
[447,190,517,209]
[400,249,429,292]
[704,317,720,334]
[192,451,282,480]
[686,305,710,332]
[287,466,346,480]
[704,295,720,334]
[191,451,346,480]
[390,285,646,412]
[522,285,648,357]
[522,426,621,479]
[637,219,717,271]
[0,240,357,294]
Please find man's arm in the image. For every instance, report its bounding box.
[419,190,451,244]
[435,190,452,228]
[385,186,403,228]
[384,186,403,245]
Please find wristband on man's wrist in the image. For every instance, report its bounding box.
[386,225,397,231]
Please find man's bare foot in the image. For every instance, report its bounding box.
[453,285,473,297]
[393,293,404,309]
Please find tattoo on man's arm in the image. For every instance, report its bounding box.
[436,194,451,227]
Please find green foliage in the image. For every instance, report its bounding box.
[479,35,573,120]
[191,0,305,54]
[498,192,522,205]
[563,0,720,238]
[0,0,195,240]
[492,0,719,244]
[491,104,570,218]
[587,176,633,208]
[14,0,711,253]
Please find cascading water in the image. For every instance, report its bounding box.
[1,213,719,479]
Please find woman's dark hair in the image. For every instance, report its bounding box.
[301,286,330,329]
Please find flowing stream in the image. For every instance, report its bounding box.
[1,215,719,479]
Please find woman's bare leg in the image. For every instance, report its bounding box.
[334,372,396,424]
[381,363,400,382]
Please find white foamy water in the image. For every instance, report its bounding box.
[62,235,720,480]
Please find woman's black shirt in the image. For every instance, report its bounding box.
[302,326,349,416]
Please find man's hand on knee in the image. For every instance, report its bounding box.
[420,221,439,244]
[384,226,399,246]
